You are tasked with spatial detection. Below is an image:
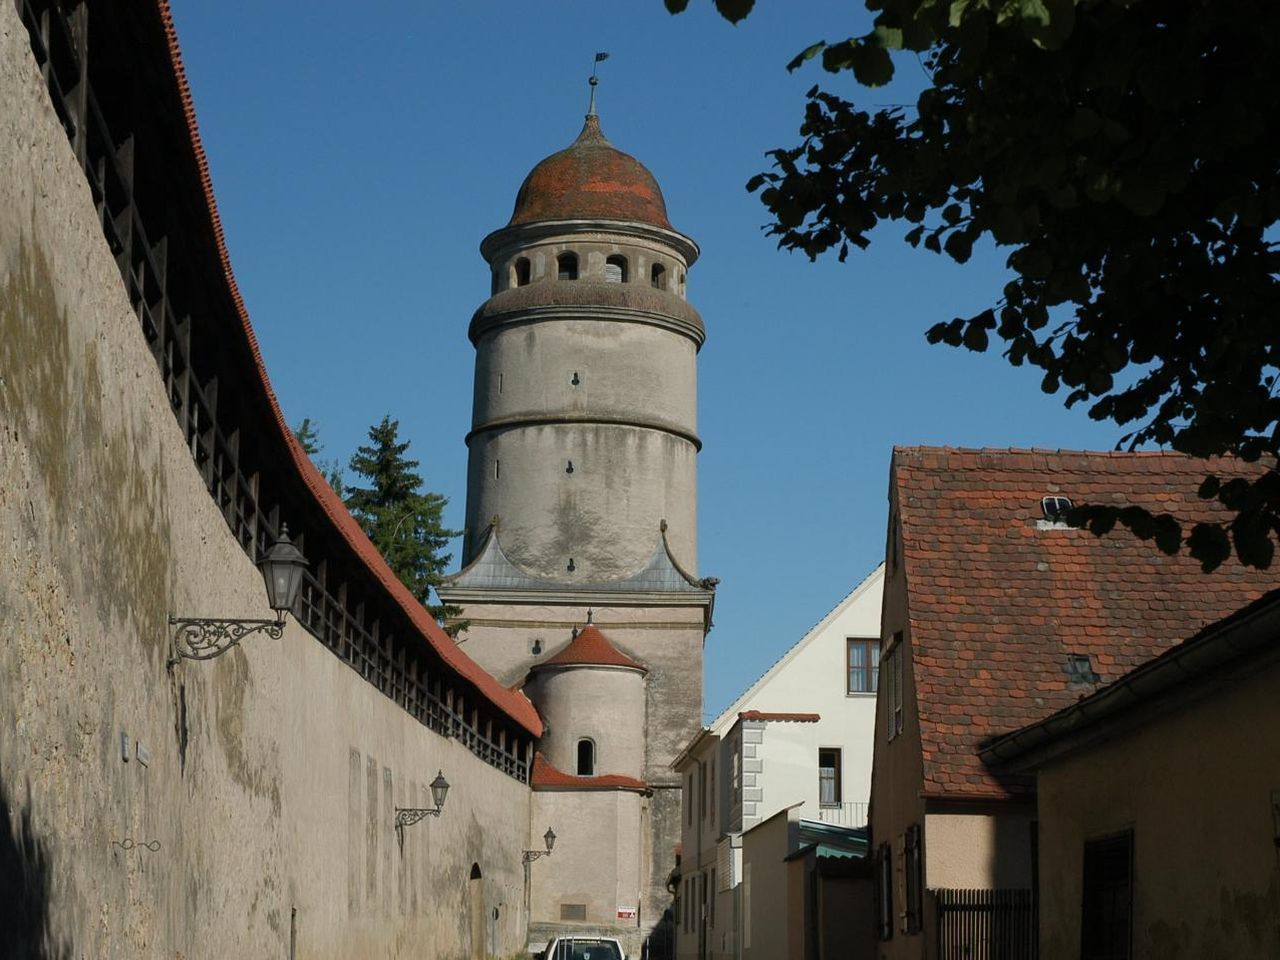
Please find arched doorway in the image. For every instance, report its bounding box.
[469,863,485,960]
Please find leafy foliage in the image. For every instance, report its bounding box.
[344,416,464,631]
[678,0,1280,570]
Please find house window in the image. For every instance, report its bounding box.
[688,772,695,825]
[557,252,578,280]
[514,257,531,287]
[576,738,595,776]
[731,747,741,806]
[818,748,842,805]
[885,633,905,740]
[905,824,923,934]
[700,760,708,819]
[651,263,666,289]
[605,254,627,283]
[876,842,894,941]
[1082,831,1133,960]
[709,757,716,823]
[847,637,880,693]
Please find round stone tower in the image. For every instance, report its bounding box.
[463,110,704,583]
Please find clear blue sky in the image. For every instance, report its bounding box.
[169,1,1121,718]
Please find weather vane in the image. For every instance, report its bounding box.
[588,51,609,116]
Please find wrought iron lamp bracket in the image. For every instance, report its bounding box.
[168,616,284,666]
[522,849,552,864]
[394,805,443,849]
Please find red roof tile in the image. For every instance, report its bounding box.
[534,625,647,673]
[507,115,673,230]
[530,753,649,793]
[894,447,1276,800]
[738,711,821,723]
[150,1,541,736]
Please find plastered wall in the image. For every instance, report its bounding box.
[0,10,530,956]
[1035,660,1280,960]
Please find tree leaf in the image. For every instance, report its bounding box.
[849,42,895,86]
[787,42,827,73]
[713,0,755,23]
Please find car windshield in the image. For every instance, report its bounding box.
[549,939,622,960]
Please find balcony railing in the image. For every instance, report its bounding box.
[816,801,869,828]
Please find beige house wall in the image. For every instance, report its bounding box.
[740,805,800,960]
[868,498,929,959]
[0,11,532,957]
[924,810,1036,890]
[1035,658,1280,960]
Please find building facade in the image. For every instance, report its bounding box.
[983,591,1280,960]
[869,447,1275,960]
[438,105,716,955]
[673,566,884,960]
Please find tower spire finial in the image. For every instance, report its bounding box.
[587,51,609,117]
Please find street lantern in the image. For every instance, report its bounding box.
[169,525,309,665]
[259,524,308,619]
[430,770,451,813]
[525,826,557,863]
[395,769,451,849]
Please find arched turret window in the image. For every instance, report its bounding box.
[576,738,595,776]
[557,253,579,281]
[650,263,666,289]
[513,257,531,287]
[605,255,628,283]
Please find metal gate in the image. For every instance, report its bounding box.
[934,888,1037,960]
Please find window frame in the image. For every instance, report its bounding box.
[513,256,531,287]
[885,632,905,740]
[846,636,881,695]
[557,252,579,281]
[876,842,894,941]
[604,254,628,283]
[1081,829,1134,960]
[575,738,595,776]
[818,747,842,806]
[650,262,666,289]
[904,823,923,934]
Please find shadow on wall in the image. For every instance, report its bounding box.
[0,775,72,959]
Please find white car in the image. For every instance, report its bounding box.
[542,935,626,960]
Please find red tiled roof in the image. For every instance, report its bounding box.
[150,1,542,737]
[738,711,821,723]
[534,625,647,673]
[894,446,1276,800]
[508,115,673,230]
[530,753,649,793]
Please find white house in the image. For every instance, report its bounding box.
[673,564,884,960]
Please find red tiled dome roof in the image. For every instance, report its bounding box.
[534,624,647,673]
[508,115,672,230]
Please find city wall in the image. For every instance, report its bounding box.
[0,7,530,956]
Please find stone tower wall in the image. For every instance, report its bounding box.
[527,665,648,779]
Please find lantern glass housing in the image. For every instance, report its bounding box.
[544,827,556,853]
[430,770,450,812]
[259,525,308,618]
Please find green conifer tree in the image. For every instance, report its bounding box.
[292,417,344,495]
[343,416,463,631]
